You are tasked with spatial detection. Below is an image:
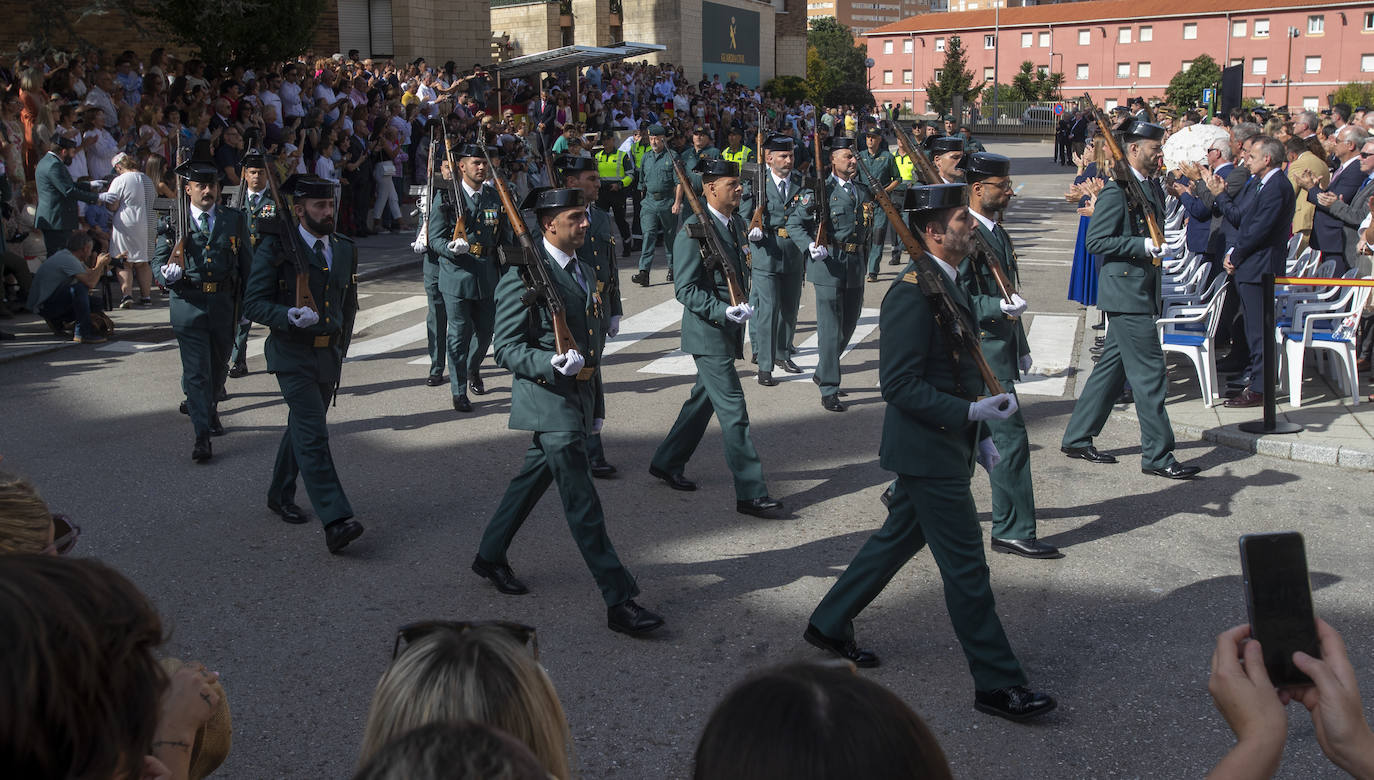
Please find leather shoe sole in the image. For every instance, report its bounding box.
[757,372,777,387]
[470,376,487,395]
[992,537,1064,559]
[803,624,879,668]
[737,496,783,518]
[1224,389,1263,408]
[590,461,617,478]
[778,359,802,374]
[649,466,696,491]
[1060,445,1117,464]
[974,686,1057,722]
[325,519,365,553]
[228,363,248,378]
[1143,463,1202,480]
[425,375,445,387]
[268,501,310,525]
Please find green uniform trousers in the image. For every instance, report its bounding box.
[810,474,1028,691]
[638,195,678,273]
[423,257,447,378]
[585,432,606,462]
[752,267,804,368]
[174,320,233,436]
[270,371,354,526]
[1061,312,1176,470]
[865,208,891,275]
[985,381,1037,541]
[443,293,494,394]
[813,283,864,397]
[651,354,767,501]
[478,430,638,607]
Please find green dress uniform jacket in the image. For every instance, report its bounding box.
[242,225,361,526]
[810,261,1029,691]
[811,176,871,397]
[858,149,899,275]
[746,170,812,369]
[1061,177,1179,470]
[960,216,1038,542]
[478,242,638,608]
[580,205,621,463]
[230,189,276,367]
[419,176,448,379]
[152,206,254,437]
[36,150,101,254]
[650,208,769,501]
[636,147,681,273]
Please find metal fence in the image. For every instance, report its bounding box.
[963,100,1063,136]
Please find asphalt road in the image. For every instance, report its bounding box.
[3,140,1368,779]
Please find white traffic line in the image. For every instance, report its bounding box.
[1016,312,1078,397]
[637,308,880,378]
[96,339,178,353]
[349,322,427,361]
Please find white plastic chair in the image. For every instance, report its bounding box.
[1164,273,1226,319]
[1281,279,1372,408]
[1158,281,1230,407]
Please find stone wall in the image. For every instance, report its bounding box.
[570,0,611,47]
[490,0,561,59]
[395,0,492,65]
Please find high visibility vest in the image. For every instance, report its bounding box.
[596,149,631,186]
[631,143,650,170]
[895,154,916,182]
[722,146,752,166]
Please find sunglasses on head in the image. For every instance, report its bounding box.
[392,620,538,660]
[47,514,80,556]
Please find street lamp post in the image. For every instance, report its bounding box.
[992,2,1000,123]
[1284,26,1299,107]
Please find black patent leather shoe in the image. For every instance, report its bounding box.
[179,400,189,415]
[879,485,893,508]
[778,358,802,374]
[974,685,1057,722]
[1143,463,1202,480]
[608,599,665,635]
[736,496,783,518]
[425,374,445,387]
[471,555,529,595]
[992,537,1064,559]
[649,465,696,491]
[470,373,487,395]
[750,352,758,364]
[666,269,674,282]
[191,433,212,463]
[803,624,879,668]
[757,371,777,387]
[268,501,309,525]
[228,361,248,378]
[324,519,365,553]
[1060,445,1117,464]
[821,394,846,412]
[631,271,649,287]
[811,375,847,396]
[209,413,225,436]
[590,457,617,478]
[453,393,472,412]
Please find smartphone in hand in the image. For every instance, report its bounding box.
[1240,532,1320,686]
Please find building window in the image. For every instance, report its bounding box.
[1076,63,1089,80]
[1038,31,1049,47]
[902,69,913,83]
[1362,54,1374,73]
[1232,20,1246,38]
[1078,28,1090,46]
[984,66,995,81]
[1365,12,1374,32]
[1183,23,1197,40]
[903,100,913,111]
[1229,58,1244,69]
[903,38,913,53]
[883,70,893,84]
[1116,62,1129,78]
[1137,62,1151,78]
[1021,32,1032,47]
[1104,98,1119,110]
[1305,55,1321,73]
[984,34,996,49]
[1254,19,1269,37]
[883,40,893,54]
[935,37,944,52]
[1119,27,1131,44]
[1252,57,1267,75]
[1308,15,1323,35]
[1181,60,1193,72]
[1302,97,1319,111]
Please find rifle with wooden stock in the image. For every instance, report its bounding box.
[260,156,318,313]
[1081,93,1165,249]
[166,146,190,273]
[479,144,577,356]
[671,157,747,307]
[811,125,829,247]
[441,124,469,244]
[853,152,1007,398]
[747,112,766,235]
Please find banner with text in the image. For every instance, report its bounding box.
[701,2,760,88]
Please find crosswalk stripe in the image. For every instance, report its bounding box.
[637,308,879,377]
[96,339,177,353]
[1017,313,1078,397]
[350,296,429,334]
[603,298,687,357]
[349,322,429,361]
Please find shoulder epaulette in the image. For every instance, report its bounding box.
[901,271,920,285]
[332,233,355,245]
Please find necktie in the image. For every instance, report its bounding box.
[1149,178,1166,207]
[313,239,328,270]
[249,193,259,211]
[778,179,787,201]
[197,212,209,234]
[571,260,587,292]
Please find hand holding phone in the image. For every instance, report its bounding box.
[1240,532,1320,687]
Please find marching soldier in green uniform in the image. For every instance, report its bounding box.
[631,125,682,287]
[959,152,1059,559]
[627,123,652,253]
[805,183,1057,723]
[557,154,622,478]
[679,126,721,194]
[36,133,107,256]
[1061,120,1202,480]
[428,143,512,412]
[745,134,815,386]
[471,186,663,636]
[858,128,900,281]
[812,137,870,412]
[152,161,253,462]
[243,174,365,554]
[227,144,275,380]
[649,159,783,519]
[416,154,449,388]
[930,136,966,183]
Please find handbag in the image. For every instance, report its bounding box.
[377,160,396,177]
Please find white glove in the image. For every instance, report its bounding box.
[550,348,585,377]
[98,191,119,206]
[808,242,830,260]
[725,303,753,324]
[416,193,428,213]
[1143,237,1172,258]
[287,306,319,328]
[748,227,764,243]
[1019,353,1033,374]
[607,315,621,338]
[976,437,1001,472]
[967,392,1019,422]
[411,237,428,253]
[161,263,183,284]
[999,293,1028,318]
[447,238,469,255]
[592,417,604,433]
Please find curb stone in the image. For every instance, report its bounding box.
[1111,408,1374,472]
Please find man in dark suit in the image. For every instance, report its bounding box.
[1194,127,1258,374]
[36,133,108,256]
[533,88,559,145]
[1068,111,1089,161]
[1323,137,1374,276]
[1298,126,1370,275]
[1207,135,1298,408]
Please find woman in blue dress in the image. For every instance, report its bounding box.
[1067,136,1109,311]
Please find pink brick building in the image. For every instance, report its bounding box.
[862,0,1374,113]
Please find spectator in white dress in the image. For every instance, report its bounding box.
[105,153,156,307]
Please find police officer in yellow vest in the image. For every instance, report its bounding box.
[593,129,633,255]
[628,123,652,251]
[721,126,754,168]
[888,146,917,266]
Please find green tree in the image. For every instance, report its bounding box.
[1165,54,1222,109]
[142,0,325,71]
[1331,82,1374,110]
[1008,61,1038,101]
[806,17,874,109]
[925,35,981,116]
[763,75,809,104]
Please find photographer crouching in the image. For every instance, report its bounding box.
[26,230,110,344]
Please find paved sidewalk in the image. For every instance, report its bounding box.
[1070,306,1374,471]
[0,231,421,366]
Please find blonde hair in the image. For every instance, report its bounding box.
[359,627,571,779]
[0,472,53,554]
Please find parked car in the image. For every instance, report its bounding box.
[1021,106,1057,126]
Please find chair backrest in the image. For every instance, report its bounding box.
[1198,272,1227,305]
[1203,282,1230,338]
[1286,246,1314,275]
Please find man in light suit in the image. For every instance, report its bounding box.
[1286,136,1332,253]
[1207,135,1298,408]
[1298,126,1370,275]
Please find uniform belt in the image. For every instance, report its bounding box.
[277,329,338,348]
[775,228,789,238]
[840,242,862,253]
[465,244,485,258]
[180,280,228,293]
[575,365,596,381]
[647,191,674,200]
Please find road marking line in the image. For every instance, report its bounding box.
[603,298,685,357]
[1017,313,1078,397]
[349,323,428,361]
[638,308,879,377]
[351,295,429,334]
[96,339,178,353]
